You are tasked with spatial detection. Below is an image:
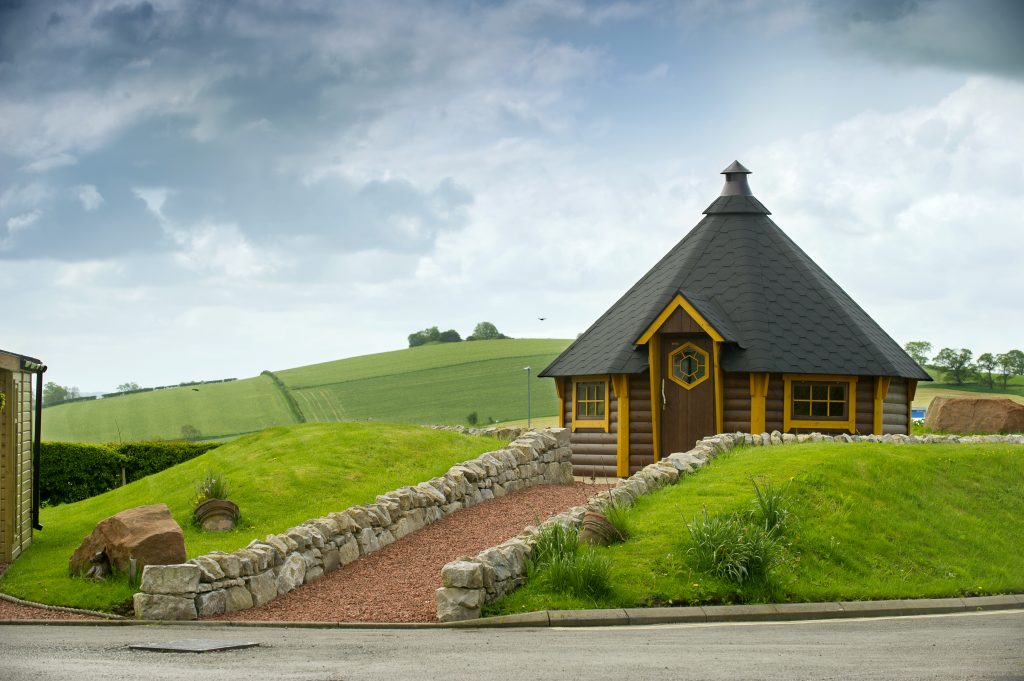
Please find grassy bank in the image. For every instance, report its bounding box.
[488,442,1024,614]
[1,423,502,612]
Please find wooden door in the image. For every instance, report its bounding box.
[661,334,716,456]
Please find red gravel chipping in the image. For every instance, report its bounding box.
[213,481,602,623]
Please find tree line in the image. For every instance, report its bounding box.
[407,321,509,348]
[903,341,1024,389]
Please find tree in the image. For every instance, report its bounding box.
[466,411,478,426]
[407,326,441,347]
[180,424,202,442]
[932,348,974,385]
[976,353,996,390]
[903,341,932,367]
[43,381,69,406]
[996,349,1024,389]
[438,329,462,343]
[466,321,509,341]
[116,382,141,393]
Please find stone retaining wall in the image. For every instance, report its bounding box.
[436,430,1024,622]
[134,427,574,620]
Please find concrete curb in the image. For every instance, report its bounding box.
[2,594,1021,628]
[0,591,125,620]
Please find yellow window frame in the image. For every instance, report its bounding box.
[782,373,857,433]
[572,375,610,432]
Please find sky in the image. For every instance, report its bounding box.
[1,0,1022,392]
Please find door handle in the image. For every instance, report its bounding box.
[661,378,667,409]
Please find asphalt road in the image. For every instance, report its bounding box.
[1,611,1021,681]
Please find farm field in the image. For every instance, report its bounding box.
[488,441,1024,615]
[43,339,571,443]
[0,422,503,612]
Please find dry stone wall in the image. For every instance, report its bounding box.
[134,427,573,620]
[436,429,1024,622]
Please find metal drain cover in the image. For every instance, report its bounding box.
[129,639,259,653]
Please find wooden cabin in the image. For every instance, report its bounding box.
[0,349,45,562]
[541,162,931,477]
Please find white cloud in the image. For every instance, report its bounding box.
[73,184,104,211]
[172,222,280,279]
[5,210,41,233]
[54,260,122,287]
[748,76,1024,351]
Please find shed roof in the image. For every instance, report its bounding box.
[541,163,931,381]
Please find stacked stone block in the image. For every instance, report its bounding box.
[134,428,574,620]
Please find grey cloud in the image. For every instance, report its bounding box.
[814,0,1024,78]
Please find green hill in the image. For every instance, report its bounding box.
[43,339,571,443]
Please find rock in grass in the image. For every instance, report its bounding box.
[69,504,185,576]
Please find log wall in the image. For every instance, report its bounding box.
[568,377,619,479]
[882,377,910,435]
[628,371,654,474]
[723,371,751,433]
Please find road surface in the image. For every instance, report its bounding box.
[1,610,1021,681]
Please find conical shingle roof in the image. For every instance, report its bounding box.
[541,164,930,381]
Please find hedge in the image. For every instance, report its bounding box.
[40,440,221,506]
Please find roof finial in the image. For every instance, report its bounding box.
[720,160,752,196]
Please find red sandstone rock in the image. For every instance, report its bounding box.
[69,504,186,576]
[923,396,1024,434]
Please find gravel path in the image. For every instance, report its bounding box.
[213,481,603,623]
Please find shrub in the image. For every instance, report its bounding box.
[685,508,779,585]
[39,442,125,505]
[40,440,221,505]
[466,411,479,426]
[528,523,612,598]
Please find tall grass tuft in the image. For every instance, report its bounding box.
[685,508,779,585]
[529,523,612,598]
[604,501,632,542]
[750,476,790,536]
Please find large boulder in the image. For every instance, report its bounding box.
[924,396,1024,434]
[69,504,186,576]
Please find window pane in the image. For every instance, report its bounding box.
[828,402,845,417]
[829,385,845,401]
[811,401,829,416]
[794,384,811,400]
[794,401,811,416]
[811,385,828,400]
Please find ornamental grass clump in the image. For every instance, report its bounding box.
[685,508,779,585]
[192,469,230,505]
[750,476,791,536]
[528,524,612,599]
[603,501,632,543]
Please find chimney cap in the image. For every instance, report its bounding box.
[721,160,752,175]
[719,160,753,196]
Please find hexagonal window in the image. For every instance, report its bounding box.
[668,343,709,389]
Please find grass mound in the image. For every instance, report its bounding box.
[488,441,1024,614]
[1,422,503,612]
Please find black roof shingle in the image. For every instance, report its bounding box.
[540,163,931,381]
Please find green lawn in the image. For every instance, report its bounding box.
[43,339,571,443]
[488,442,1024,615]
[1,423,503,612]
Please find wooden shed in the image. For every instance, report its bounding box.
[0,349,45,563]
[541,162,932,477]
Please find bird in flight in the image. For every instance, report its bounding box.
[538,317,547,321]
